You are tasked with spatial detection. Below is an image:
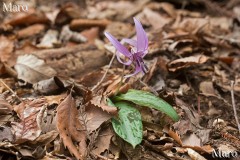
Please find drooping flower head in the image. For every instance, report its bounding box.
[104,17,148,77]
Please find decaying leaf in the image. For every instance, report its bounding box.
[0,96,13,114]
[92,126,114,155]
[168,55,209,72]
[85,104,113,133]
[14,54,57,84]
[11,98,47,143]
[17,24,45,39]
[0,36,14,63]
[56,93,87,160]
[90,95,117,115]
[37,30,60,48]
[33,77,64,95]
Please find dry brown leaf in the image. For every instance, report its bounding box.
[168,55,209,72]
[6,11,50,27]
[166,128,183,146]
[45,94,66,105]
[0,36,14,63]
[85,104,113,133]
[90,95,117,115]
[182,133,201,147]
[11,98,47,143]
[92,126,114,155]
[0,126,14,142]
[199,81,216,95]
[143,8,172,30]
[14,54,57,84]
[0,96,13,114]
[17,24,45,39]
[81,27,99,44]
[30,130,58,145]
[56,93,86,160]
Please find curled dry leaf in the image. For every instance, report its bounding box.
[11,98,47,143]
[60,25,87,43]
[37,30,60,48]
[56,93,87,160]
[14,54,57,84]
[33,77,64,95]
[90,95,117,115]
[168,55,209,72]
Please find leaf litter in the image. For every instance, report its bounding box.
[0,0,240,159]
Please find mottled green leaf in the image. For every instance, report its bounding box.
[108,100,143,148]
[114,89,179,121]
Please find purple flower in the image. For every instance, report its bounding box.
[104,17,148,77]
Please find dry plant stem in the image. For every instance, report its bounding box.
[91,53,116,92]
[0,79,21,102]
[230,81,240,136]
[139,80,158,96]
[114,65,126,96]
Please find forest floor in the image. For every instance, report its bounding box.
[0,0,240,160]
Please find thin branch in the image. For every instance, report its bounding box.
[0,79,22,102]
[230,80,240,136]
[91,53,116,92]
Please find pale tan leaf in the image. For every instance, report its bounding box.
[56,93,86,160]
[168,55,209,72]
[14,54,57,84]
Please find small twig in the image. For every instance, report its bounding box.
[91,53,116,92]
[230,80,240,136]
[0,79,22,102]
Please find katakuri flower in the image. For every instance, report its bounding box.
[104,17,148,77]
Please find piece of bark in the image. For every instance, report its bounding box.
[24,44,109,78]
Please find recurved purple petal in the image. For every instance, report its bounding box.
[124,65,142,78]
[104,32,131,57]
[133,17,148,52]
[116,51,132,65]
[121,38,137,47]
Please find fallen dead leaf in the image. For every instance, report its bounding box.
[0,96,13,114]
[143,8,172,29]
[11,98,47,143]
[168,55,209,72]
[14,54,57,84]
[90,95,117,115]
[187,148,207,160]
[33,77,64,95]
[0,126,14,142]
[85,104,113,133]
[56,93,87,160]
[0,36,14,63]
[37,30,60,48]
[92,126,114,155]
[17,24,45,39]
[6,11,50,27]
